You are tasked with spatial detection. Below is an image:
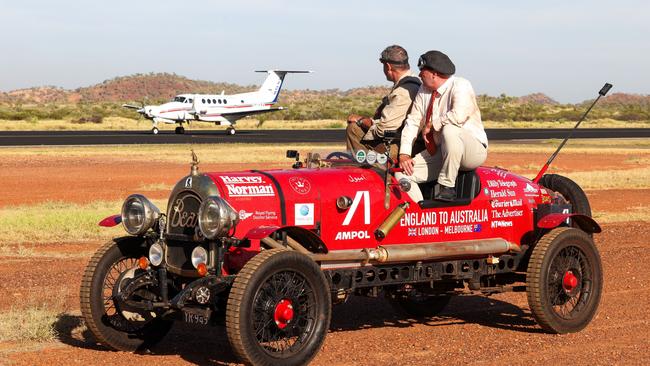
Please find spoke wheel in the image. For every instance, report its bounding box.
[527,227,603,333]
[227,249,331,366]
[80,238,172,351]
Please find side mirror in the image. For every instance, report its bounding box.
[286,150,299,159]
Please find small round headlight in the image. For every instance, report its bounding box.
[198,196,239,239]
[148,243,164,266]
[121,194,160,235]
[191,246,208,269]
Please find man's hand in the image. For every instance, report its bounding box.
[422,123,431,144]
[398,154,414,176]
[347,114,363,124]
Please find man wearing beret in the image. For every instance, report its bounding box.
[396,50,488,202]
[346,45,422,160]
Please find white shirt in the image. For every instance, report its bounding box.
[399,76,488,156]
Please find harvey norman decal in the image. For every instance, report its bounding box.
[220,175,275,197]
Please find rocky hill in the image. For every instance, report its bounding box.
[0,73,647,107]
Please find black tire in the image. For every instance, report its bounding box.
[226,249,331,366]
[539,174,591,217]
[80,238,173,351]
[390,293,451,318]
[526,227,603,333]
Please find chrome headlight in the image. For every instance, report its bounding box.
[148,243,164,266]
[198,196,239,239]
[191,246,208,268]
[121,194,160,236]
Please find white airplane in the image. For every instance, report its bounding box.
[122,70,310,135]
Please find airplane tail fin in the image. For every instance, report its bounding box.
[254,70,311,103]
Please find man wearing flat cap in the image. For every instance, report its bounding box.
[346,45,422,160]
[396,50,488,202]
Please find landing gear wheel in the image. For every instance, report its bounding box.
[526,227,603,333]
[226,249,331,366]
[80,238,172,351]
[175,126,185,134]
[226,127,236,135]
[151,127,159,135]
[539,174,591,217]
[389,287,451,317]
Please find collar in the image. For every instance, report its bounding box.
[434,76,455,96]
[393,71,418,87]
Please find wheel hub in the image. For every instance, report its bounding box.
[562,270,579,292]
[273,299,294,329]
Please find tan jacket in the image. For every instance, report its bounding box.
[363,73,421,141]
[399,76,488,155]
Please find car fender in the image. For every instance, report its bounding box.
[537,213,601,233]
[244,225,328,253]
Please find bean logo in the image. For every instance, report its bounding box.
[289,177,311,195]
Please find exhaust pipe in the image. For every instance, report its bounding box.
[310,238,519,264]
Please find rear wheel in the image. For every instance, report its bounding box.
[80,238,172,351]
[526,227,603,333]
[539,174,591,217]
[226,249,331,366]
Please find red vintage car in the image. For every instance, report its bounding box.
[81,147,603,366]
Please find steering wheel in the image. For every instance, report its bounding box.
[325,151,353,160]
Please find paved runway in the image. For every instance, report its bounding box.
[0,128,649,146]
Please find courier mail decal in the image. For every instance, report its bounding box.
[219,175,275,197]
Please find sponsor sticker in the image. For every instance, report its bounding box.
[348,175,366,183]
[355,150,366,163]
[294,203,314,226]
[289,177,311,195]
[220,175,275,197]
[238,210,253,220]
[377,153,388,165]
[366,150,377,164]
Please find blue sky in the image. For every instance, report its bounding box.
[1,0,648,102]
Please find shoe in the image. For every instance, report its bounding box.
[435,186,456,202]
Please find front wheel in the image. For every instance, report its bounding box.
[226,249,331,366]
[526,227,603,333]
[80,238,172,351]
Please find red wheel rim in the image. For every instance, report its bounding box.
[274,299,294,329]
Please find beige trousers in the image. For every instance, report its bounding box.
[396,125,487,202]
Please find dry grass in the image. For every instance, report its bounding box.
[567,167,650,189]
[1,117,648,132]
[595,206,650,223]
[0,200,165,246]
[0,289,68,342]
[0,143,346,164]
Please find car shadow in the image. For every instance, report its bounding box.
[54,295,543,365]
[329,295,545,334]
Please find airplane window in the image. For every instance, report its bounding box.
[212,99,217,104]
[224,99,227,104]
[188,98,193,103]
[218,99,222,104]
[202,99,205,103]
[176,97,186,103]
[207,99,212,104]
[241,100,244,103]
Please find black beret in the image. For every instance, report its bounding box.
[417,50,455,75]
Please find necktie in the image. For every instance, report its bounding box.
[424,91,440,155]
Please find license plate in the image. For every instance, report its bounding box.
[182,307,211,326]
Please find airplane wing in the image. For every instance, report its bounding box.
[222,107,286,122]
[122,104,142,110]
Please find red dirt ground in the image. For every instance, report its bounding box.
[1,151,649,365]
